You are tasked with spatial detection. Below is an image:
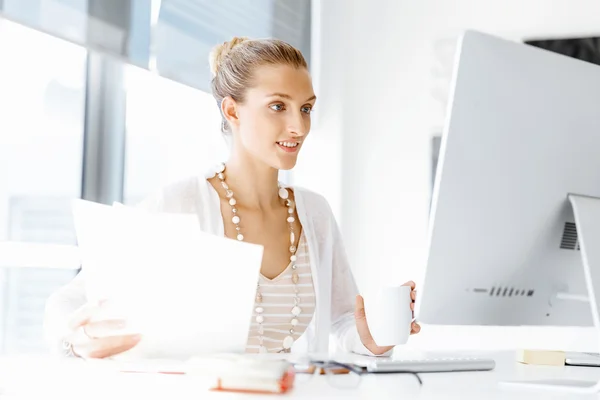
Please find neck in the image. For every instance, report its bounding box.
[225,149,281,211]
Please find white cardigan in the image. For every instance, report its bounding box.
[44,170,385,357]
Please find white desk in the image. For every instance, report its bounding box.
[1,351,600,399]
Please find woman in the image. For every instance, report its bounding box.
[44,37,420,359]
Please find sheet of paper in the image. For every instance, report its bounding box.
[71,199,264,360]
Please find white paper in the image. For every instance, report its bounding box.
[71,199,264,360]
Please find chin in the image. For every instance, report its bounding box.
[257,144,302,171]
[275,158,298,171]
[267,152,299,171]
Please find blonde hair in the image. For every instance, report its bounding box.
[209,37,308,132]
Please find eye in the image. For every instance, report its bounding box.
[270,103,285,112]
[301,106,313,114]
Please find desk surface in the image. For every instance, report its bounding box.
[1,351,600,399]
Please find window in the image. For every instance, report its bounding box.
[123,64,227,204]
[0,18,87,354]
[0,0,312,92]
[0,0,311,355]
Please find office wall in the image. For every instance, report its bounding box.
[298,0,600,351]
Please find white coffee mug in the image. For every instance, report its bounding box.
[364,285,413,346]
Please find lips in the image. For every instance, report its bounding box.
[276,141,299,148]
[277,141,300,153]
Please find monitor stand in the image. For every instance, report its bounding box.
[500,194,600,394]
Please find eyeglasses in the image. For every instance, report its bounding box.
[293,360,422,389]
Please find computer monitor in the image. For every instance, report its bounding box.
[417,30,600,331]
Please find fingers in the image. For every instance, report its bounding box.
[83,319,128,338]
[68,301,105,331]
[77,334,142,359]
[403,280,416,290]
[410,321,421,335]
[409,287,417,317]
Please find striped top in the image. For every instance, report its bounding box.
[246,232,316,353]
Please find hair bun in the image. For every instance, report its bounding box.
[209,37,250,77]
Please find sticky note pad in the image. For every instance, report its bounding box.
[517,349,565,366]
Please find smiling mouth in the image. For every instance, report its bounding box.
[276,141,301,153]
[276,141,299,148]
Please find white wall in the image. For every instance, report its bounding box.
[297,0,600,352]
[293,0,355,222]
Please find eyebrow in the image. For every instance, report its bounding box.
[267,93,317,102]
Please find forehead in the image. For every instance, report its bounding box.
[247,64,314,99]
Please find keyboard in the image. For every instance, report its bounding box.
[360,356,496,373]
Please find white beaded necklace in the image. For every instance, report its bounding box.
[214,163,301,354]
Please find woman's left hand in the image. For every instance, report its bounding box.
[354,280,421,356]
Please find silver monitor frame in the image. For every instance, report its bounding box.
[416,30,600,393]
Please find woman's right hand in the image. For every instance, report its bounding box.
[66,301,142,359]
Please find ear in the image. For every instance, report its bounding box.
[221,96,239,130]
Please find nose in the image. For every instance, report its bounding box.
[287,110,309,138]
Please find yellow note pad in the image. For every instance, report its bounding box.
[517,349,565,366]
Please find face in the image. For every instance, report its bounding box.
[223,64,316,170]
